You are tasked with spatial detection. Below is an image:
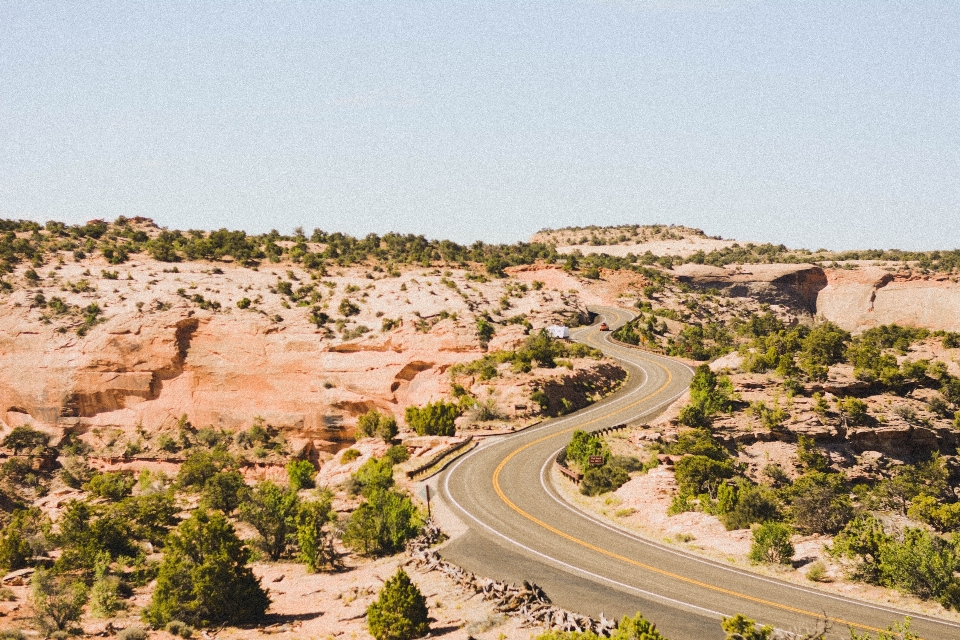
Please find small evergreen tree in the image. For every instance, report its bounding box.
[720,613,773,640]
[749,522,794,565]
[366,568,429,640]
[342,488,422,557]
[356,410,399,441]
[31,568,88,634]
[238,480,300,561]
[145,510,269,628]
[286,459,316,491]
[297,490,340,572]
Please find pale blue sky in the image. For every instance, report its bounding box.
[2,2,958,249]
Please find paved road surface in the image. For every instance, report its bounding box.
[436,306,960,639]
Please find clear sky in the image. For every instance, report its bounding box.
[2,2,958,250]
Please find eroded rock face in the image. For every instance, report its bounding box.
[0,310,481,449]
[817,267,960,333]
[672,263,828,314]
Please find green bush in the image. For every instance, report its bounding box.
[720,613,772,640]
[348,456,395,497]
[580,465,630,496]
[117,627,148,640]
[342,488,423,557]
[565,430,609,470]
[748,522,794,565]
[90,552,126,617]
[30,567,88,634]
[384,444,410,464]
[828,514,889,583]
[238,481,300,561]
[176,449,236,489]
[785,471,853,535]
[198,470,247,513]
[720,484,781,531]
[145,510,270,628]
[0,508,51,572]
[366,568,429,640]
[405,400,460,436]
[84,471,136,501]
[297,491,340,572]
[677,365,736,428]
[165,620,195,638]
[356,410,399,441]
[341,448,361,463]
[673,455,734,498]
[1,425,48,455]
[878,527,958,601]
[286,459,316,491]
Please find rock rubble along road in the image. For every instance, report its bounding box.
[437,306,960,639]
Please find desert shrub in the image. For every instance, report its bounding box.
[342,488,422,557]
[341,448,361,463]
[565,430,609,470]
[366,568,429,640]
[145,509,270,628]
[384,444,410,464]
[837,396,869,425]
[31,567,88,634]
[0,630,26,640]
[238,481,300,561]
[878,527,958,601]
[580,465,630,496]
[0,507,51,572]
[297,490,340,572]
[176,449,236,489]
[749,522,794,564]
[720,483,781,531]
[356,410,399,441]
[872,454,950,514]
[674,455,734,498]
[848,618,919,640]
[806,560,828,583]
[165,620,194,638]
[796,434,828,472]
[2,425,48,454]
[286,459,316,491]
[665,428,728,461]
[117,627,148,640]
[405,400,460,436]
[677,366,736,428]
[785,471,853,535]
[338,298,360,316]
[199,471,247,513]
[907,495,960,532]
[746,400,789,430]
[828,514,890,583]
[348,457,395,497]
[720,613,773,640]
[55,500,140,570]
[89,551,126,617]
[84,471,136,501]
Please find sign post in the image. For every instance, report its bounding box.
[417,484,432,519]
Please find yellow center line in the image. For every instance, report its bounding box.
[491,323,889,636]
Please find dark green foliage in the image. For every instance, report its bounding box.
[366,568,429,640]
[0,508,51,572]
[748,521,794,565]
[238,481,300,561]
[666,323,734,361]
[664,428,728,461]
[176,449,237,489]
[829,514,890,583]
[342,489,423,557]
[286,459,316,491]
[476,317,495,348]
[720,483,781,531]
[785,472,853,535]
[580,465,630,496]
[199,471,247,513]
[297,490,340,572]
[384,445,410,464]
[720,614,773,640]
[56,500,140,570]
[565,430,609,470]
[356,410,399,441]
[84,471,136,501]
[348,457,395,497]
[339,298,360,316]
[872,454,950,514]
[878,527,958,601]
[673,455,734,498]
[1,425,48,455]
[145,510,270,628]
[30,568,88,634]
[677,365,735,428]
[837,397,869,426]
[796,434,828,472]
[405,400,460,436]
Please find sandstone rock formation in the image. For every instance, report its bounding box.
[672,263,828,315]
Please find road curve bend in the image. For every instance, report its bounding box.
[436,307,960,639]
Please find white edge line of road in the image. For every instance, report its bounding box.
[538,446,960,632]
[441,443,728,622]
[568,310,960,631]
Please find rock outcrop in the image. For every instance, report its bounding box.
[672,263,828,315]
[817,267,960,333]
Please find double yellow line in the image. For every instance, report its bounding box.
[491,327,889,635]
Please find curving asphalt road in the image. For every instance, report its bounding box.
[434,307,960,639]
